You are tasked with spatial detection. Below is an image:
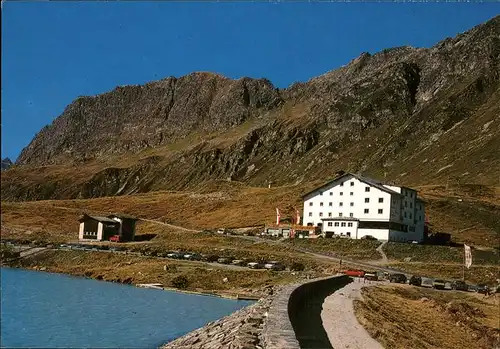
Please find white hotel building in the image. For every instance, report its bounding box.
[302,173,425,242]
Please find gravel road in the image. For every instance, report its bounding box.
[321,280,384,349]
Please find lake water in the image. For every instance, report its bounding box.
[0,267,253,348]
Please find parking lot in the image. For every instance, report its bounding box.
[343,268,500,295]
[55,243,291,272]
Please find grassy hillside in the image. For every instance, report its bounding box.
[354,284,500,349]
[1,182,498,247]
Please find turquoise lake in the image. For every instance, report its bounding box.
[0,267,252,348]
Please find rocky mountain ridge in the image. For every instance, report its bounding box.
[3,15,499,201]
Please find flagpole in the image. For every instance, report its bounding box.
[462,256,465,282]
[463,243,467,282]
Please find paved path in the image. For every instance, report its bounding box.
[376,241,389,264]
[321,281,384,349]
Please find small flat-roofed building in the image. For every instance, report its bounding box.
[78,214,139,242]
[263,224,319,239]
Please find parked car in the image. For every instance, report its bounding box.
[231,259,246,266]
[433,279,446,290]
[475,284,490,294]
[364,272,379,281]
[217,257,233,264]
[270,263,285,271]
[264,262,285,271]
[247,262,264,269]
[409,275,422,287]
[167,252,184,259]
[109,235,120,242]
[389,273,407,284]
[344,269,365,277]
[451,280,469,291]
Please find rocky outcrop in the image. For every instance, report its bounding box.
[3,16,500,200]
[17,73,282,165]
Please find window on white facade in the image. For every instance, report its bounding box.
[349,213,353,217]
[328,222,333,227]
[350,182,354,186]
[308,212,312,217]
[334,222,339,227]
[365,187,370,192]
[350,192,353,196]
[340,182,344,186]
[309,202,313,206]
[339,212,343,217]
[348,222,353,227]
[346,232,351,237]
[319,212,323,217]
[329,202,333,206]
[340,192,343,196]
[330,192,333,196]
[365,198,370,203]
[350,202,354,206]
[328,212,332,217]
[378,209,383,214]
[341,222,346,227]
[339,202,343,207]
[379,198,383,203]
[320,202,323,207]
[364,209,369,214]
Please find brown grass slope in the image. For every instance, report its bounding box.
[1,181,498,248]
[354,285,500,349]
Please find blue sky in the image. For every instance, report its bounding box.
[2,2,499,161]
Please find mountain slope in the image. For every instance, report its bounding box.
[1,158,13,171]
[2,15,499,201]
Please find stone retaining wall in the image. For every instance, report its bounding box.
[161,275,350,349]
[262,274,350,349]
[161,290,277,349]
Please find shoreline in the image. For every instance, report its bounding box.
[1,264,263,301]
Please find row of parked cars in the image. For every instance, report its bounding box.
[58,243,128,253]
[139,249,286,271]
[344,269,499,294]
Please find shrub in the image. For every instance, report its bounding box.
[290,262,305,271]
[164,264,177,272]
[171,275,189,289]
[205,255,220,262]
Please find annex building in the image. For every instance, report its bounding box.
[78,214,138,242]
[302,173,425,242]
